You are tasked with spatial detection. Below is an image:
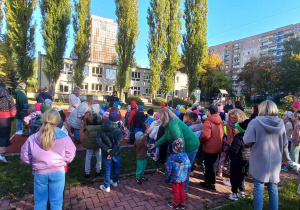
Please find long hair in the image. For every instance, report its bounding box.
[159,108,178,127]
[40,109,61,150]
[228,108,247,122]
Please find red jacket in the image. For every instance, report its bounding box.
[128,108,138,126]
[200,114,224,154]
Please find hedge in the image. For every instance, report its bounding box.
[167,97,189,108]
[153,97,167,106]
[282,95,300,111]
[125,96,144,106]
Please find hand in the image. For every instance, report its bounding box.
[149,144,155,150]
[107,155,112,160]
[107,149,112,153]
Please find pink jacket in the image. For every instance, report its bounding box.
[21,129,76,174]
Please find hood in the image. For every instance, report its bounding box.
[207,114,223,125]
[193,119,202,125]
[101,104,106,110]
[0,87,7,98]
[101,119,117,131]
[172,152,186,163]
[256,116,284,134]
[53,127,68,139]
[15,86,23,92]
[138,105,144,111]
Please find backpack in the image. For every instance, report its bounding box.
[30,114,42,134]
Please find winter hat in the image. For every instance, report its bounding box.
[235,119,250,133]
[109,111,121,122]
[193,109,199,115]
[283,111,294,119]
[186,110,192,114]
[205,104,218,114]
[218,105,224,112]
[161,103,166,109]
[130,101,137,108]
[292,101,300,108]
[179,107,186,114]
[172,138,184,153]
[176,104,183,109]
[91,104,100,115]
[147,108,154,116]
[35,103,42,112]
[202,114,207,120]
[154,112,160,119]
[101,104,106,110]
[41,103,51,114]
[45,99,52,105]
[135,131,143,141]
[138,105,144,111]
[103,111,109,119]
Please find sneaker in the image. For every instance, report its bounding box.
[239,191,245,198]
[224,167,228,171]
[84,173,90,179]
[16,130,23,135]
[147,152,151,157]
[100,185,110,192]
[153,157,158,161]
[136,178,142,184]
[281,165,288,171]
[110,179,118,187]
[180,204,186,209]
[70,133,74,137]
[167,202,179,209]
[228,193,239,201]
[223,179,231,187]
[95,172,101,177]
[141,176,148,181]
[0,155,7,163]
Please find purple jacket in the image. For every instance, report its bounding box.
[21,128,76,174]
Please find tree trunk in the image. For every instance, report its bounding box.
[49,79,56,97]
[120,87,124,102]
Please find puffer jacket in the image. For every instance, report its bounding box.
[68,93,81,112]
[66,102,90,129]
[83,115,102,150]
[147,119,161,140]
[15,86,28,119]
[228,133,250,163]
[189,120,203,132]
[165,152,191,183]
[96,119,123,157]
[0,87,16,123]
[133,111,145,128]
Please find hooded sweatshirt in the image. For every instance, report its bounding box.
[24,103,42,125]
[15,86,28,119]
[200,114,224,154]
[165,152,191,183]
[133,134,148,159]
[244,116,291,183]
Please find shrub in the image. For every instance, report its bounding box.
[153,97,167,106]
[190,95,197,103]
[125,96,144,106]
[282,95,300,111]
[167,97,189,108]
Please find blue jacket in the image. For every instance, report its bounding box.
[165,152,191,184]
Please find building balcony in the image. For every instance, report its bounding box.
[260,45,268,49]
[260,37,268,42]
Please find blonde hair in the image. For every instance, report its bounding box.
[159,108,178,127]
[18,82,26,89]
[228,109,247,122]
[40,109,61,150]
[258,100,278,116]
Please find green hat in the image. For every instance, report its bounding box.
[234,119,250,133]
[41,103,51,114]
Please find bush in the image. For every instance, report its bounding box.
[153,97,167,106]
[190,95,196,103]
[282,95,300,111]
[125,96,144,106]
[167,97,189,108]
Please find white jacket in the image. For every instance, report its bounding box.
[68,94,81,112]
[147,120,161,140]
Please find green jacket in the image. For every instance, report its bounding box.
[83,116,102,150]
[14,87,28,119]
[155,119,200,153]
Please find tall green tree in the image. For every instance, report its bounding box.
[40,0,71,96]
[147,0,168,99]
[115,0,139,102]
[73,0,91,87]
[182,0,208,96]
[5,0,36,83]
[0,1,4,32]
[161,0,182,97]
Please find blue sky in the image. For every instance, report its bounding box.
[33,0,300,67]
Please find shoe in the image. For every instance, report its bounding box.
[70,133,74,137]
[281,165,288,171]
[136,178,142,184]
[223,179,231,187]
[224,167,227,171]
[141,176,148,181]
[228,193,239,201]
[180,204,186,209]
[16,130,23,135]
[110,179,118,187]
[153,157,158,161]
[239,191,245,198]
[84,173,90,178]
[199,182,216,191]
[95,172,101,177]
[100,185,110,192]
[147,152,151,157]
[0,155,7,163]
[167,202,179,209]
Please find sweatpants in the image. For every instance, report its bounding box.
[230,161,246,193]
[172,182,186,205]
[136,159,147,179]
[204,153,219,185]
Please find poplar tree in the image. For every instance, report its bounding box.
[182,0,208,96]
[73,0,91,87]
[40,0,71,96]
[5,0,37,83]
[161,0,182,97]
[147,0,168,99]
[0,1,3,32]
[115,0,139,101]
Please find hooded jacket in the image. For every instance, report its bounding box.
[36,91,52,103]
[189,120,203,132]
[96,119,123,157]
[165,152,191,183]
[200,114,224,154]
[66,102,90,129]
[83,115,102,150]
[244,116,291,183]
[128,107,138,126]
[133,134,148,159]
[292,120,300,146]
[147,119,161,140]
[228,132,250,163]
[15,86,28,119]
[68,93,81,112]
[133,111,145,128]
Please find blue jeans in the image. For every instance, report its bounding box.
[185,148,199,192]
[253,178,278,210]
[103,154,121,188]
[74,129,80,141]
[34,170,65,210]
[16,119,23,132]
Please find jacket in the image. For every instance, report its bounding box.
[144,116,154,130]
[292,120,300,146]
[165,152,191,183]
[244,116,291,183]
[36,91,52,103]
[66,102,90,129]
[68,93,81,112]
[228,133,250,163]
[107,95,119,107]
[124,110,131,126]
[20,128,76,174]
[133,111,146,128]
[224,104,234,113]
[96,119,123,157]
[200,114,224,154]
[147,119,161,140]
[15,87,28,119]
[284,120,293,142]
[83,115,102,150]
[189,120,203,132]
[155,119,200,153]
[133,135,148,159]
[128,108,138,126]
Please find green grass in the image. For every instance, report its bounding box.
[10,119,16,136]
[0,148,163,200]
[220,182,299,210]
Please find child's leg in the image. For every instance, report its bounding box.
[179,182,186,205]
[85,150,93,175]
[136,159,143,179]
[141,159,147,177]
[239,163,246,192]
[95,149,102,173]
[171,183,180,205]
[154,147,160,161]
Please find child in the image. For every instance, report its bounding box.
[127,101,138,143]
[183,113,191,126]
[291,111,300,163]
[282,111,294,152]
[124,105,131,140]
[133,131,149,184]
[187,112,203,137]
[143,108,154,133]
[99,104,107,116]
[228,119,250,201]
[24,103,43,134]
[165,138,190,209]
[179,107,186,121]
[147,112,161,158]
[133,105,146,140]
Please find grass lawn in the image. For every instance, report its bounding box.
[0,148,163,200]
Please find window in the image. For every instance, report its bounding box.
[81,83,88,92]
[175,90,179,96]
[176,77,180,83]
[131,87,140,95]
[251,51,254,54]
[105,85,115,92]
[131,72,141,81]
[298,28,300,32]
[248,41,251,44]
[248,46,251,50]
[92,84,102,91]
[59,83,69,93]
[143,88,150,95]
[83,66,89,76]
[92,67,103,77]
[248,52,250,55]
[143,74,150,82]
[63,63,73,74]
[243,42,245,45]
[252,40,255,43]
[106,69,116,80]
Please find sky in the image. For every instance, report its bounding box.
[33,0,300,68]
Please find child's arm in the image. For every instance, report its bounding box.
[165,158,173,183]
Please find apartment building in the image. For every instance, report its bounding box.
[208,23,300,95]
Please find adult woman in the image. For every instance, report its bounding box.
[250,105,258,120]
[154,108,200,192]
[291,111,300,163]
[15,82,28,132]
[244,100,290,210]
[0,84,16,163]
[21,109,76,209]
[234,101,244,111]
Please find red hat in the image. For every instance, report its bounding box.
[130,101,137,108]
[161,103,166,109]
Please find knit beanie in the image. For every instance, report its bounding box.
[179,107,186,114]
[35,103,42,112]
[172,138,184,153]
[41,103,51,114]
[101,104,106,110]
[45,99,52,105]
[130,101,137,108]
[91,104,100,115]
[292,101,300,108]
[283,111,294,119]
[154,112,160,119]
[109,111,121,122]
[161,103,166,109]
[135,131,143,141]
[147,108,154,116]
[138,105,144,111]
